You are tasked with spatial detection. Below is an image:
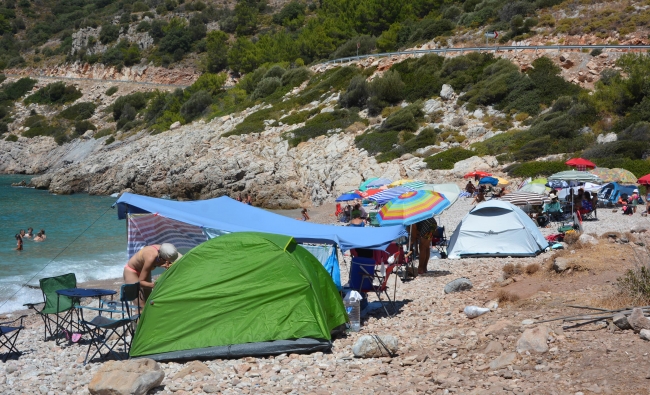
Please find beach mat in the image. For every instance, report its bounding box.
[134,338,332,362]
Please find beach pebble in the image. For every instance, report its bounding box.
[444,278,473,294]
[352,335,398,358]
[88,359,164,395]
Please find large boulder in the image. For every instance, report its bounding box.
[553,257,571,272]
[440,84,455,100]
[451,156,497,177]
[613,313,632,330]
[516,325,550,354]
[579,233,598,245]
[444,278,473,294]
[352,335,398,358]
[628,308,650,333]
[597,132,617,144]
[88,359,164,395]
[423,99,442,114]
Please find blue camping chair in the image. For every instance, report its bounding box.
[0,315,27,362]
[77,283,141,364]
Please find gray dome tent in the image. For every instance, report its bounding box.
[447,200,549,258]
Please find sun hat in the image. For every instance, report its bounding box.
[634,189,639,193]
[159,243,179,262]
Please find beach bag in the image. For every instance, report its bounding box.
[623,205,633,215]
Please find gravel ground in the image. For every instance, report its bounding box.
[3,193,650,394]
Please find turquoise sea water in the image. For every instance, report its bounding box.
[0,174,126,313]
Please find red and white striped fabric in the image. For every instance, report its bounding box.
[127,214,208,258]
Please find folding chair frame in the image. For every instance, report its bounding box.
[77,283,140,365]
[358,262,399,317]
[431,226,448,258]
[0,315,27,362]
[23,273,78,342]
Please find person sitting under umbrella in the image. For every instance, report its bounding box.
[348,212,365,227]
[465,181,476,195]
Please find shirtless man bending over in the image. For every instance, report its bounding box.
[123,243,181,303]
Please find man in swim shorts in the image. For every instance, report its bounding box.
[123,243,182,304]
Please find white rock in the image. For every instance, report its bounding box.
[170,121,181,130]
[440,84,455,100]
[597,132,617,144]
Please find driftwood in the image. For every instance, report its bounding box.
[534,305,650,324]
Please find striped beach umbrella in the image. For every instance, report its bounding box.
[499,192,551,206]
[388,179,416,187]
[366,178,392,188]
[401,180,426,190]
[359,177,379,192]
[367,186,414,204]
[377,190,451,226]
[548,170,602,183]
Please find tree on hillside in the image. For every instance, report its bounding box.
[204,31,229,73]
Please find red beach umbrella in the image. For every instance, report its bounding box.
[638,174,650,185]
[463,171,492,179]
[565,158,596,171]
[357,188,382,198]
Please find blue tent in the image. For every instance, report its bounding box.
[115,193,406,251]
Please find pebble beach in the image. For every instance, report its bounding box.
[3,196,650,394]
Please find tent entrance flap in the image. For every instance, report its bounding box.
[137,338,332,362]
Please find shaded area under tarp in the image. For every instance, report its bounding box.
[138,338,332,362]
[115,193,406,251]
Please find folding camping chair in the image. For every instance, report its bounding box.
[77,283,141,365]
[0,315,27,362]
[23,273,77,342]
[431,226,448,258]
[359,258,399,317]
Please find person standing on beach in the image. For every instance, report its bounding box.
[15,234,23,250]
[124,243,182,303]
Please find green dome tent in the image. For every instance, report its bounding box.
[130,232,347,361]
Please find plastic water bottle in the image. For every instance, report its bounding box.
[345,299,361,332]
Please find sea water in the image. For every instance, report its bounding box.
[0,174,126,313]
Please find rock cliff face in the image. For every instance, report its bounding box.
[5,63,200,86]
[1,110,442,208]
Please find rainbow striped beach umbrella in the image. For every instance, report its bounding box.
[376,190,451,227]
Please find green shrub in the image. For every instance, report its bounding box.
[113,92,149,121]
[132,1,149,12]
[617,265,650,305]
[506,161,569,178]
[340,75,369,109]
[289,109,361,146]
[238,67,268,94]
[376,127,441,162]
[263,65,286,80]
[94,128,113,139]
[252,77,282,99]
[331,35,376,59]
[355,129,400,155]
[370,70,404,105]
[189,73,226,96]
[280,108,318,125]
[59,102,96,120]
[390,54,445,102]
[99,24,120,44]
[1,77,36,101]
[225,106,276,136]
[21,115,65,140]
[74,120,96,135]
[590,48,603,57]
[105,86,118,96]
[381,103,423,132]
[24,82,82,105]
[0,121,7,133]
[5,133,17,141]
[180,90,212,121]
[105,136,115,145]
[0,74,5,84]
[281,67,312,87]
[424,147,475,170]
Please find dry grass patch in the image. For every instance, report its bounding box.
[503,263,523,279]
[525,263,540,275]
[496,290,521,304]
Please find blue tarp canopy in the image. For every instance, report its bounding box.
[115,193,406,251]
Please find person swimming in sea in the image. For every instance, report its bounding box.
[15,234,23,251]
[123,243,182,304]
[33,230,45,242]
[25,228,33,238]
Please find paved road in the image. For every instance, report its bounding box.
[322,44,650,64]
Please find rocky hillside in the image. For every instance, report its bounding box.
[3,1,650,207]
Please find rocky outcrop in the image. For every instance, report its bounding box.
[2,109,441,208]
[5,63,200,86]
